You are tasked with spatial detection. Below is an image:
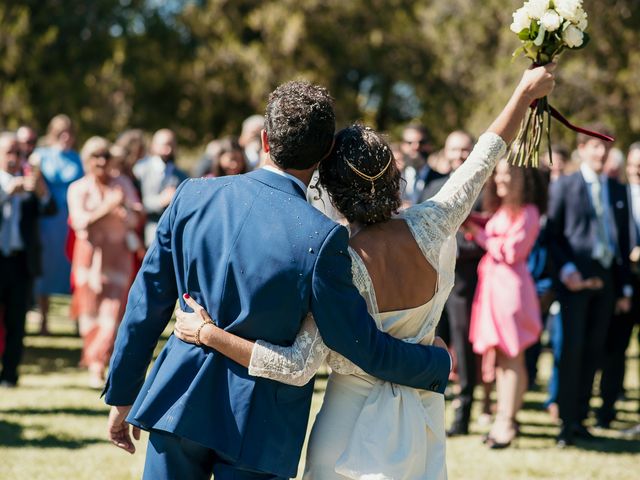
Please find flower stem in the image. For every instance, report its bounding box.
[544,97,553,166]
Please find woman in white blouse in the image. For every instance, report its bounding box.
[172,65,556,479]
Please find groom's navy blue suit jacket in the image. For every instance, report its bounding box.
[104,168,450,477]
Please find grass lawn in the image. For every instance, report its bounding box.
[1,296,638,479]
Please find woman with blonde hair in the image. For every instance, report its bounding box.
[67,137,143,387]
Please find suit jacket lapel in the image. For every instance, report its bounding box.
[246,168,307,200]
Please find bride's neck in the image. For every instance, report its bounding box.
[348,221,365,238]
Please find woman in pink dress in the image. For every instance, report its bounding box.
[67,137,143,388]
[467,158,548,448]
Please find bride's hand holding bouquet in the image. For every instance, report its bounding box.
[508,0,612,167]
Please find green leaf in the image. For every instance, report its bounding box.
[518,29,531,40]
[512,46,526,60]
[530,21,540,36]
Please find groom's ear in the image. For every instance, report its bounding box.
[261,129,270,154]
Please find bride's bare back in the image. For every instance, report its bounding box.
[349,218,438,313]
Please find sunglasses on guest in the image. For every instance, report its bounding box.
[91,151,112,160]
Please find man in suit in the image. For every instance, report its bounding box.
[0,132,56,387]
[399,124,445,204]
[133,128,189,246]
[597,142,640,427]
[547,126,633,447]
[420,131,482,436]
[16,126,38,164]
[104,82,451,479]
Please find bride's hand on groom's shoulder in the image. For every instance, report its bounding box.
[173,294,215,345]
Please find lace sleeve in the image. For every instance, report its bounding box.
[403,132,507,241]
[248,314,329,387]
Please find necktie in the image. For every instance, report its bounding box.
[590,179,614,268]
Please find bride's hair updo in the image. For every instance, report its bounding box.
[319,125,401,225]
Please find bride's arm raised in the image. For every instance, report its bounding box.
[173,294,327,387]
[411,64,556,238]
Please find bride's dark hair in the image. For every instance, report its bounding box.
[319,124,401,225]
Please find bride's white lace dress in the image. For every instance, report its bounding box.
[249,133,507,479]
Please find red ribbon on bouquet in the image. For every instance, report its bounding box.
[529,99,615,143]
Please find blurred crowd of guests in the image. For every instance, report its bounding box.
[0,112,638,447]
[0,115,262,389]
[393,124,640,448]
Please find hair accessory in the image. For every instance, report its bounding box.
[344,156,392,194]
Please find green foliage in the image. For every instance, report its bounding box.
[1,0,639,148]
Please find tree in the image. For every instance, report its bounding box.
[1,0,639,149]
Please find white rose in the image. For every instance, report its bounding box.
[510,7,531,33]
[525,0,550,20]
[562,24,584,47]
[540,9,562,32]
[575,9,588,30]
[554,0,583,22]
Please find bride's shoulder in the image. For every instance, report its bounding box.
[399,200,432,216]
[401,200,447,226]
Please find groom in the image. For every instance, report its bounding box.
[104,81,451,479]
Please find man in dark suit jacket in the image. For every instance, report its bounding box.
[104,82,451,479]
[597,143,640,427]
[0,133,57,387]
[547,129,633,447]
[420,131,482,435]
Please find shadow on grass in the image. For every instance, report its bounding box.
[514,427,640,453]
[575,437,640,454]
[20,344,81,374]
[7,383,105,393]
[521,399,547,411]
[518,430,558,440]
[25,331,79,339]
[0,407,106,417]
[0,419,107,449]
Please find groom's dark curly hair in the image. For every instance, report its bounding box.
[265,81,336,170]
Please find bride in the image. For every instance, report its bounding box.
[173,64,556,479]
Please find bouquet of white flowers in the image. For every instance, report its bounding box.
[511,0,589,64]
[509,0,611,167]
